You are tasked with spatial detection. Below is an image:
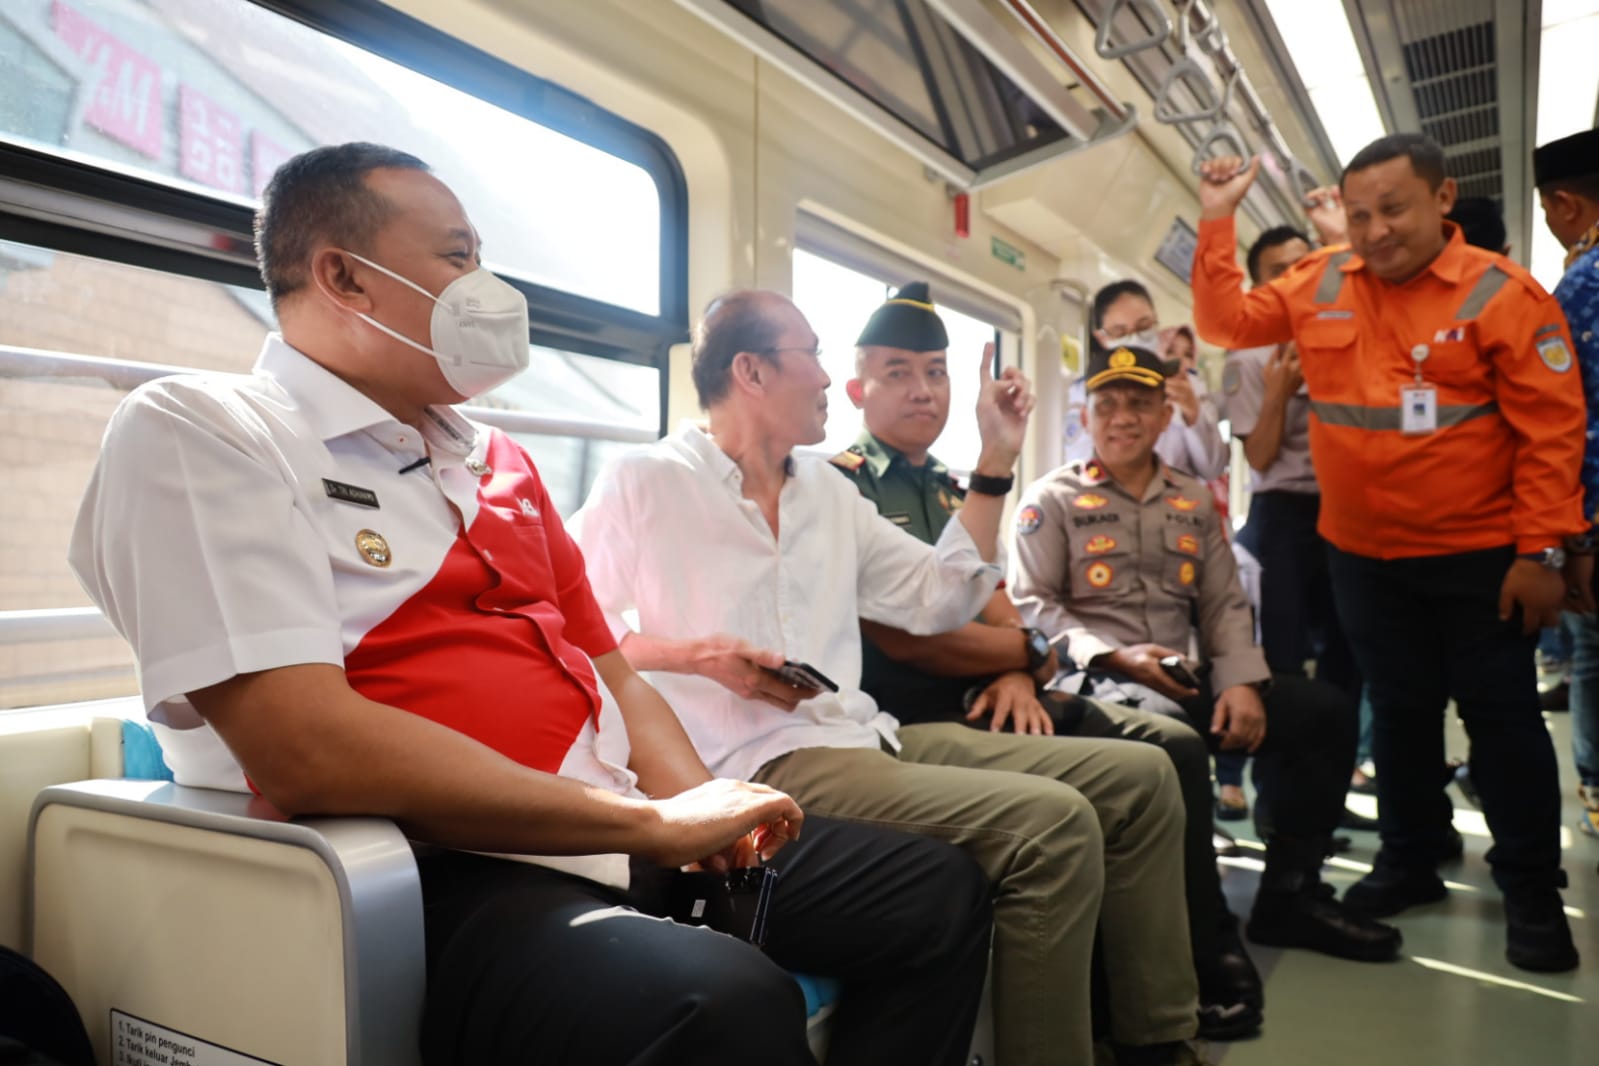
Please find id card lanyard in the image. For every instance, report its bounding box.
[1400,343,1437,435]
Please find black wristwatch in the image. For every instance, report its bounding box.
[1020,626,1052,675]
[966,471,1015,496]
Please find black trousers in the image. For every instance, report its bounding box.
[1328,545,1564,893]
[1174,673,1358,847]
[416,816,992,1066]
[1239,491,1361,696]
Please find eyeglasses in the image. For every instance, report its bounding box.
[757,346,824,359]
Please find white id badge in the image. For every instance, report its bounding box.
[1400,384,1437,435]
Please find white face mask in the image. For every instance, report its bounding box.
[344,250,531,398]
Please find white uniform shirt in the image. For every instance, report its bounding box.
[571,423,1003,781]
[69,334,638,887]
[1065,371,1229,480]
[1219,345,1318,495]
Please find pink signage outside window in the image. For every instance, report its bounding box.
[250,131,293,199]
[52,0,164,160]
[178,85,244,194]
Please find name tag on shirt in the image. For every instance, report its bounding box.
[323,478,381,509]
[1400,385,1437,435]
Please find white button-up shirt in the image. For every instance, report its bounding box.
[70,334,637,887]
[572,424,1004,781]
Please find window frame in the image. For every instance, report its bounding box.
[0,0,690,380]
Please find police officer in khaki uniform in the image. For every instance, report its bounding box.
[1012,343,1401,964]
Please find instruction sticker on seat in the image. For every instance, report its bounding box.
[112,1011,279,1066]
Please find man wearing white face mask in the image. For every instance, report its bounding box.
[67,143,997,1066]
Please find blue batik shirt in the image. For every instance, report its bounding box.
[1558,230,1599,527]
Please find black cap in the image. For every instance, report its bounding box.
[856,281,949,352]
[1534,129,1599,187]
[1083,344,1175,392]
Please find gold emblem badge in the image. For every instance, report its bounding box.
[1086,562,1114,588]
[1085,535,1118,554]
[355,529,392,568]
[1109,349,1137,369]
[1176,533,1200,555]
[1074,493,1109,510]
[1166,496,1200,512]
[1179,560,1197,586]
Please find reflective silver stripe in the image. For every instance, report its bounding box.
[1313,251,1353,303]
[1309,400,1500,430]
[1455,266,1509,320]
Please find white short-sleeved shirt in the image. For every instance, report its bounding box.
[69,335,638,887]
[571,424,1003,782]
[1065,372,1229,480]
[1219,345,1318,495]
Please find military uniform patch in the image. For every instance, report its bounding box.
[1016,505,1043,535]
[1086,561,1114,588]
[1537,335,1573,373]
[1178,560,1196,586]
[1074,493,1109,510]
[829,449,866,471]
[1222,362,1242,396]
[1166,496,1200,512]
[1085,534,1117,554]
[1176,533,1199,555]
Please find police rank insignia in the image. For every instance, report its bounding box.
[1085,561,1114,588]
[1176,533,1200,555]
[355,529,392,568]
[1178,561,1197,586]
[1016,505,1043,535]
[1073,493,1109,510]
[1537,335,1573,373]
[1166,497,1200,512]
[829,450,866,471]
[1085,534,1117,554]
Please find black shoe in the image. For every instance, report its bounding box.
[1197,998,1262,1041]
[1199,918,1264,1009]
[1247,888,1403,962]
[1339,807,1380,831]
[1505,887,1580,972]
[1342,864,1447,918]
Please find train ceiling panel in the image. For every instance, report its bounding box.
[674,0,1140,188]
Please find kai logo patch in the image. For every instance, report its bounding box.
[1537,335,1573,373]
[1085,561,1115,589]
[1166,496,1200,512]
[1178,560,1197,586]
[1085,534,1118,554]
[1016,504,1043,535]
[1433,327,1466,343]
[1074,493,1109,510]
[1176,533,1200,555]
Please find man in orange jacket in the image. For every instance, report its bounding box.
[1190,132,1585,973]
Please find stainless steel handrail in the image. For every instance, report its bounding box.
[0,344,658,443]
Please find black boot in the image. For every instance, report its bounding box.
[1343,855,1447,918]
[1504,881,1580,973]
[1247,837,1402,962]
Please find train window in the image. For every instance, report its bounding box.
[792,247,1004,470]
[0,0,663,315]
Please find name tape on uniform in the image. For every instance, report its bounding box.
[112,1010,278,1066]
[322,478,380,509]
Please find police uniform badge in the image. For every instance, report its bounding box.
[1178,561,1197,586]
[1166,497,1200,512]
[1085,534,1117,554]
[1074,493,1109,510]
[1537,335,1573,373]
[1085,561,1114,588]
[1016,504,1043,535]
[355,529,392,568]
[830,449,866,472]
[1176,533,1200,555]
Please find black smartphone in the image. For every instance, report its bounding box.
[1158,655,1202,690]
[767,660,839,693]
[665,866,779,947]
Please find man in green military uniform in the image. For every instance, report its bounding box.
[833,284,1267,1040]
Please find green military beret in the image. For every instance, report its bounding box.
[856,281,949,352]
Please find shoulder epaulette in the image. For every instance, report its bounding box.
[829,448,866,473]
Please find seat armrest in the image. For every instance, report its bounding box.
[28,780,424,1066]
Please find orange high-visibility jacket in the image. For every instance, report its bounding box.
[1193,217,1585,560]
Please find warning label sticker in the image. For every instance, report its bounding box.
[111,1011,279,1066]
